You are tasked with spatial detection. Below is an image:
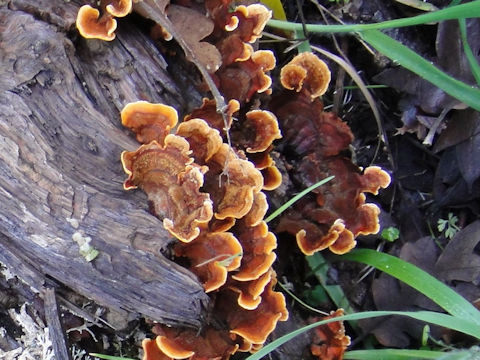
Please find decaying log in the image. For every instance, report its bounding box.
[0,1,210,329]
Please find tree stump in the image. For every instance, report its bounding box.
[0,0,210,329]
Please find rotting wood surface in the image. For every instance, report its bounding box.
[0,0,210,329]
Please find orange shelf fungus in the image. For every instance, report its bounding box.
[271,52,391,255]
[121,137,213,242]
[225,4,272,43]
[119,96,288,359]
[310,309,351,360]
[215,49,276,103]
[184,98,239,136]
[242,110,281,153]
[176,119,223,165]
[243,192,268,227]
[148,327,239,360]
[142,338,172,360]
[220,274,288,345]
[280,52,331,99]
[186,99,282,191]
[174,231,243,293]
[155,336,195,359]
[121,101,178,145]
[104,0,133,17]
[76,5,117,41]
[76,1,133,41]
[228,268,273,310]
[261,165,283,191]
[232,220,277,282]
[204,144,264,220]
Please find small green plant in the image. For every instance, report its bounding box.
[381,226,400,242]
[437,213,460,239]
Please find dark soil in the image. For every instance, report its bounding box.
[1,0,479,359]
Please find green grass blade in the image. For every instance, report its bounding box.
[306,253,356,315]
[344,349,448,359]
[265,176,334,223]
[359,29,480,111]
[458,18,480,86]
[340,249,480,325]
[246,311,480,360]
[267,1,480,33]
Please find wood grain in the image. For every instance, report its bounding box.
[0,2,209,329]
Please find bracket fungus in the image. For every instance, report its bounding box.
[270,53,391,255]
[105,0,133,17]
[76,1,133,41]
[310,309,351,360]
[121,101,178,145]
[119,99,287,359]
[280,52,331,99]
[176,118,223,165]
[174,230,242,293]
[74,0,391,355]
[76,5,117,41]
[121,137,213,243]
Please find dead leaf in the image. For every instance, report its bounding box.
[363,237,443,347]
[455,111,480,189]
[435,220,480,285]
[364,222,480,347]
[434,109,480,153]
[167,5,222,73]
[433,146,480,209]
[373,19,480,141]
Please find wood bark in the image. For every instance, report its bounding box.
[0,0,210,329]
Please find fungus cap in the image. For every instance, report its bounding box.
[142,338,170,360]
[121,101,178,145]
[232,221,277,282]
[261,165,283,191]
[121,138,213,243]
[244,110,281,153]
[175,231,243,292]
[226,276,288,345]
[229,269,273,310]
[76,5,117,41]
[176,118,223,164]
[206,145,264,220]
[156,336,195,359]
[105,0,133,17]
[281,52,331,98]
[310,309,351,360]
[234,4,272,43]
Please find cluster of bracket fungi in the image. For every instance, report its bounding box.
[76,0,390,359]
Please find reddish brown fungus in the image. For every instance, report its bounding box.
[104,0,133,17]
[121,101,178,145]
[176,118,223,165]
[310,309,351,360]
[232,220,277,282]
[175,231,242,293]
[76,5,117,41]
[121,137,213,242]
[280,52,331,99]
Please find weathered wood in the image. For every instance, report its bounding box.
[0,2,209,328]
[44,287,72,360]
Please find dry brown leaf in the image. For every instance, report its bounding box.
[167,5,222,73]
[435,220,480,284]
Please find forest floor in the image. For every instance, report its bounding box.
[1,0,479,359]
